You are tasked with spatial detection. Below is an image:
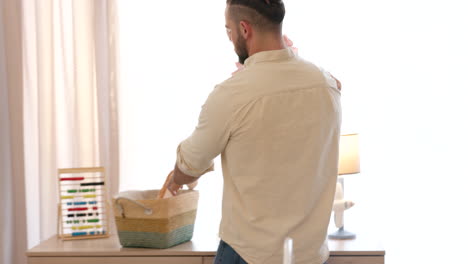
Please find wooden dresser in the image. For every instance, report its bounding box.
[27,230,384,264]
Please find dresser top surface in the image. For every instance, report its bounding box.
[27,229,385,257]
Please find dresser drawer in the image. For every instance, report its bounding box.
[328,256,384,264]
[202,255,385,264]
[203,256,215,264]
[28,256,203,264]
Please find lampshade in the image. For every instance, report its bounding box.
[338,134,360,175]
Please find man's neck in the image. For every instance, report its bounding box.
[248,33,286,56]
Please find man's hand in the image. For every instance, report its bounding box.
[167,165,200,196]
[167,174,182,196]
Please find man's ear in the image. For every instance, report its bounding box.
[239,21,252,39]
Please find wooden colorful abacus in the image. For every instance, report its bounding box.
[57,167,110,240]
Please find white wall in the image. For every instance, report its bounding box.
[117,1,468,263]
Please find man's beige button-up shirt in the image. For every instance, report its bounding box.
[176,48,342,264]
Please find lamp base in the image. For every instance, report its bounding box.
[328,227,356,240]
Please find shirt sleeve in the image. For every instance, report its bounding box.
[176,86,233,177]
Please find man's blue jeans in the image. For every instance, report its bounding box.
[214,240,248,264]
[213,240,328,264]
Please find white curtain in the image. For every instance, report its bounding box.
[1,0,120,263]
[1,1,27,264]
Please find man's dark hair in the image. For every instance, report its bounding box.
[226,0,285,32]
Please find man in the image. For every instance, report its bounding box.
[168,0,342,263]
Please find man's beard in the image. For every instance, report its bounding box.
[235,34,249,65]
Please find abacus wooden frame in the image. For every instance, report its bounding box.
[57,167,111,240]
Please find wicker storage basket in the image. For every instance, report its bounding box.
[113,189,199,248]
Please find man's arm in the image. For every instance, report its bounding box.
[166,86,232,195]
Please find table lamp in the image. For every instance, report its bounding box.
[329,133,360,240]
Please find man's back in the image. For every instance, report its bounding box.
[216,48,341,264]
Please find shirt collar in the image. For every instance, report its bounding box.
[244,48,296,67]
